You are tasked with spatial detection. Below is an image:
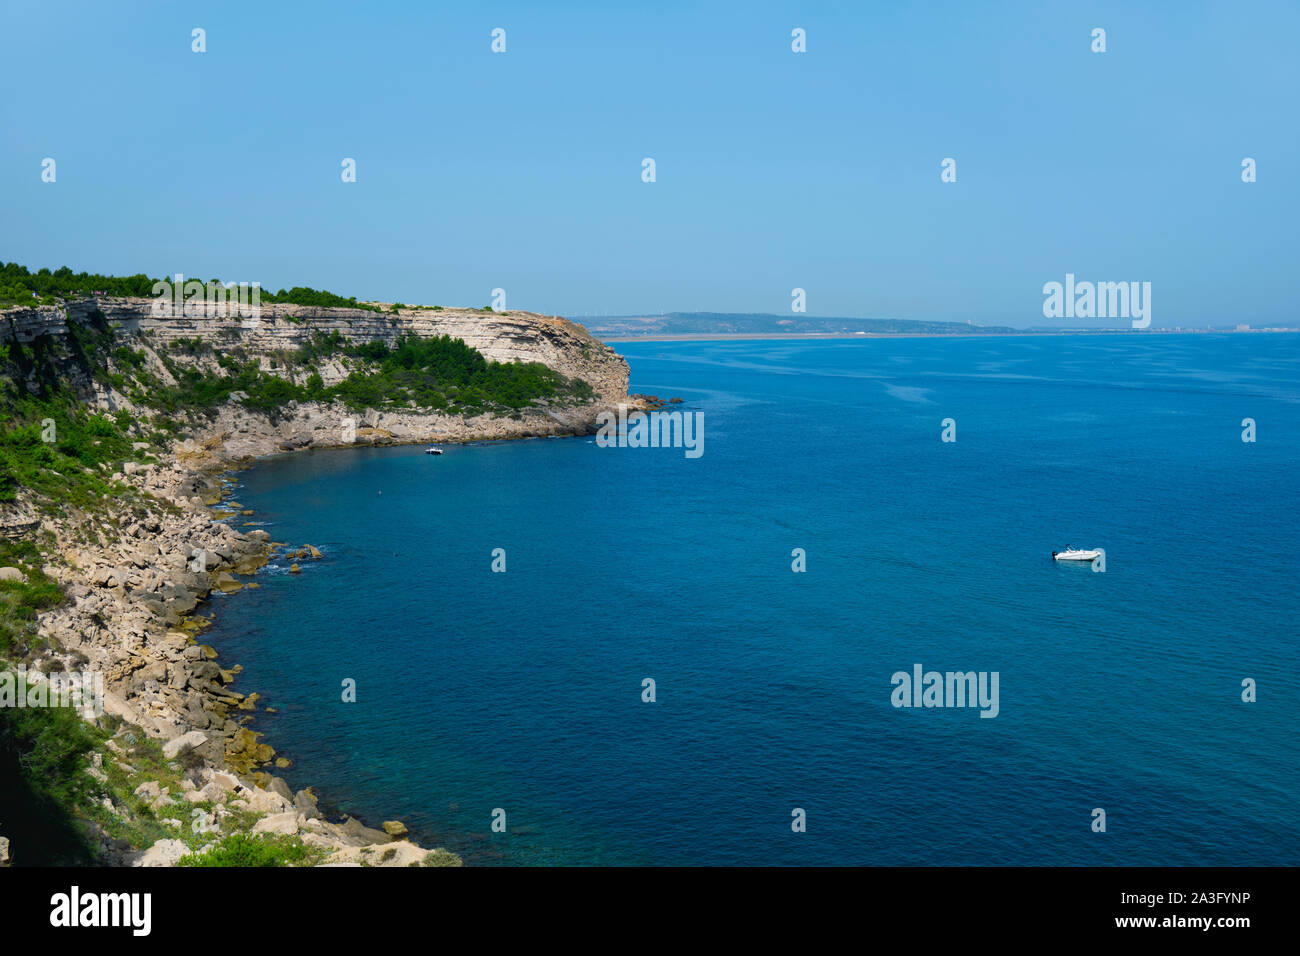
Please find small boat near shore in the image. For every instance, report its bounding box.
[1052,547,1100,561]
[425,446,443,455]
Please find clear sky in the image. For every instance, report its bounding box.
[2,0,1297,327]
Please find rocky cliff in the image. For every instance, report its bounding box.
[3,296,638,461]
[0,295,635,866]
[3,297,630,402]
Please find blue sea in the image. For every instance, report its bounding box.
[204,333,1300,866]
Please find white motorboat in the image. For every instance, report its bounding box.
[425,446,443,455]
[1053,548,1100,561]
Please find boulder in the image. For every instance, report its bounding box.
[138,660,167,683]
[251,812,301,836]
[190,660,221,683]
[225,728,275,774]
[266,776,294,802]
[180,571,214,595]
[325,840,426,867]
[161,587,199,616]
[162,730,208,759]
[102,689,175,739]
[207,770,241,793]
[293,790,321,820]
[133,839,189,867]
[213,571,243,593]
[89,566,128,588]
[132,593,169,619]
[230,553,268,574]
[243,787,291,814]
[163,631,190,651]
[339,816,392,846]
[0,567,26,583]
[184,782,227,804]
[382,820,409,838]
[132,781,162,800]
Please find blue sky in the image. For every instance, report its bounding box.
[2,0,1297,327]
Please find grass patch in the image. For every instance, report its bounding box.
[421,848,463,867]
[178,832,324,867]
[0,537,65,658]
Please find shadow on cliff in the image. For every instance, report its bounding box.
[0,710,99,866]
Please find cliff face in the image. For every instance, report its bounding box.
[0,296,636,866]
[3,297,631,402]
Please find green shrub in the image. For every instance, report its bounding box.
[0,262,386,312]
[0,391,133,511]
[0,539,65,656]
[178,832,322,867]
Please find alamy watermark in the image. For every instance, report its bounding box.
[151,273,261,327]
[595,404,703,458]
[890,664,999,718]
[1,665,104,718]
[1042,273,1151,329]
[50,886,151,936]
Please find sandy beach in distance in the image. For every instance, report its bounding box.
[599,331,1018,343]
[597,332,975,342]
[594,329,1250,343]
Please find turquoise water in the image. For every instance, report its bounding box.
[205,334,1300,865]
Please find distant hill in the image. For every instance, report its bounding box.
[579,312,1018,337]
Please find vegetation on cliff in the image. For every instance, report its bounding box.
[0,261,384,313]
[0,538,65,658]
[0,270,599,865]
[0,392,141,506]
[1,325,160,509]
[0,330,155,862]
[322,332,594,411]
[139,330,593,416]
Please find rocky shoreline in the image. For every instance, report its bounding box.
[10,395,644,867]
[0,294,646,866]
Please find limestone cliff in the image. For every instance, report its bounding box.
[3,297,630,403]
[0,295,636,865]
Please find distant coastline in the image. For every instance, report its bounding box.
[580,309,1299,342]
[599,328,1295,343]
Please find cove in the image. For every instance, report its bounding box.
[202,335,1300,866]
